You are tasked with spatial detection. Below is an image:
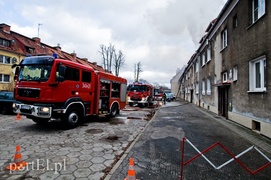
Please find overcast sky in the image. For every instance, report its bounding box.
[1,0,227,88]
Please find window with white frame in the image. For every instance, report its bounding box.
[0,74,10,83]
[223,72,227,82]
[196,82,199,95]
[195,60,199,72]
[0,38,10,47]
[207,78,211,95]
[252,0,266,23]
[0,55,11,64]
[207,47,211,63]
[221,29,227,49]
[249,56,266,92]
[201,52,206,66]
[233,66,238,81]
[202,80,206,95]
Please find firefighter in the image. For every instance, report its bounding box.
[163,92,166,104]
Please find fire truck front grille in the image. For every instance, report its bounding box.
[20,109,32,114]
[18,88,40,98]
[131,95,141,101]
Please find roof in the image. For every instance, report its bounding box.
[0,23,107,73]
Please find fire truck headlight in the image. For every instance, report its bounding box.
[40,107,50,113]
[13,103,19,110]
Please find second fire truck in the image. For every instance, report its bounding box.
[127,82,154,107]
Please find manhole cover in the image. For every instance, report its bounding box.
[85,129,104,134]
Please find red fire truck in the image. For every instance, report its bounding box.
[127,82,154,107]
[12,55,127,127]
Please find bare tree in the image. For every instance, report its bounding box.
[99,43,125,76]
[99,43,115,73]
[113,50,125,76]
[134,61,142,82]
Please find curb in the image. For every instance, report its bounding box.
[104,107,160,180]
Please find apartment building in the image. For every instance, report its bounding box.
[0,23,104,91]
[179,0,271,138]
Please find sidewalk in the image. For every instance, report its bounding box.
[105,101,271,180]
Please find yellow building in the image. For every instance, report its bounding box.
[0,23,105,91]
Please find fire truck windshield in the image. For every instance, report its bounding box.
[18,65,52,82]
[128,85,148,92]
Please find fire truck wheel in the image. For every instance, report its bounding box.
[129,102,133,107]
[110,103,119,117]
[63,108,81,127]
[1,107,8,115]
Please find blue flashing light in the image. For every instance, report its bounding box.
[52,53,58,58]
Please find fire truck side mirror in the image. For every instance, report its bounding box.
[13,66,20,81]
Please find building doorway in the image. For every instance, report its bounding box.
[218,86,229,118]
[190,89,193,103]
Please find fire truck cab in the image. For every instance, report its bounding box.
[12,55,127,127]
[127,82,154,107]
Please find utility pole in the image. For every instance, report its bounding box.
[38,23,43,38]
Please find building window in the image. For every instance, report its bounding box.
[0,55,11,64]
[195,82,199,95]
[221,29,227,49]
[26,47,35,54]
[207,78,211,95]
[249,56,266,92]
[0,74,10,83]
[233,15,238,29]
[0,38,10,47]
[202,80,206,95]
[195,61,199,73]
[252,0,265,23]
[201,52,206,67]
[223,72,227,82]
[207,47,211,63]
[233,67,238,81]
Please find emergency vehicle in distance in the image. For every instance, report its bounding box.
[127,81,154,107]
[12,55,127,127]
[154,87,164,101]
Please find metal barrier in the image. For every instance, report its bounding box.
[180,138,271,179]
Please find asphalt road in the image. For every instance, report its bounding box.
[108,101,271,180]
[0,105,156,180]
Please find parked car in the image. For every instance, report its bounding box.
[165,92,173,102]
[0,91,17,115]
[165,92,176,102]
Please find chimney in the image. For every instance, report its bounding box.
[92,62,97,66]
[71,52,76,59]
[82,58,88,62]
[32,37,41,44]
[54,43,61,51]
[0,23,11,34]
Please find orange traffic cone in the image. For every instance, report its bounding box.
[124,158,136,180]
[16,113,22,120]
[6,145,27,171]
